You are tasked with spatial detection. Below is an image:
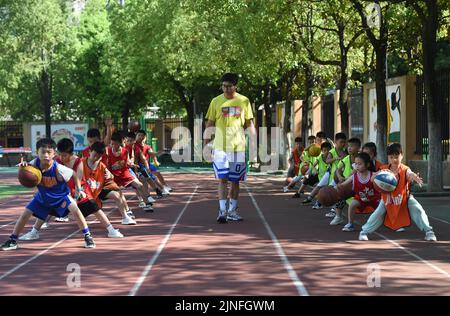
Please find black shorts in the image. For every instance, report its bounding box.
[49,199,99,218]
[99,189,114,201]
[78,199,100,217]
[303,174,319,186]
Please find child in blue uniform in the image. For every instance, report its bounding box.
[1,138,96,250]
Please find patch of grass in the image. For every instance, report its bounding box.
[0,184,32,199]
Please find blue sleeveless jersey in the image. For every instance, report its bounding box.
[35,158,70,207]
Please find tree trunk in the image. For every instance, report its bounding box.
[281,71,297,170]
[338,50,350,136]
[302,64,314,148]
[422,0,442,191]
[39,70,52,138]
[121,105,130,131]
[374,42,388,163]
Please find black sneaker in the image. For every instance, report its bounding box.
[144,204,154,212]
[1,239,18,251]
[302,197,312,204]
[292,192,301,198]
[84,234,96,249]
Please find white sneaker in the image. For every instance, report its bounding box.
[359,231,369,241]
[162,188,170,195]
[121,216,137,225]
[396,228,406,232]
[163,186,172,193]
[330,216,344,225]
[312,201,322,209]
[227,210,243,222]
[425,230,437,241]
[283,186,289,193]
[108,229,124,238]
[138,201,147,208]
[19,230,40,241]
[55,217,69,222]
[325,209,336,217]
[217,209,227,223]
[147,196,156,204]
[41,222,49,229]
[342,223,355,232]
[126,210,136,219]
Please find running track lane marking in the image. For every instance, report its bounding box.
[372,231,450,279]
[0,209,116,282]
[0,221,16,229]
[429,216,450,225]
[245,185,309,296]
[353,220,450,279]
[128,185,198,296]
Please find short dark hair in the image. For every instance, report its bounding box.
[308,135,316,141]
[36,138,56,150]
[316,131,326,139]
[57,138,74,154]
[126,132,136,139]
[387,143,403,155]
[294,137,302,143]
[348,137,361,147]
[321,142,332,150]
[90,142,106,154]
[335,132,347,141]
[362,142,377,156]
[136,130,146,136]
[221,73,239,85]
[111,131,124,142]
[87,128,101,139]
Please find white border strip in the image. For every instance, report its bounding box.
[128,185,198,296]
[245,185,309,296]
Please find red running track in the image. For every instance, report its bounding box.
[0,173,449,295]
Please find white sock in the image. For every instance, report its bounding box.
[106,224,116,234]
[32,226,39,233]
[229,199,238,212]
[219,199,227,211]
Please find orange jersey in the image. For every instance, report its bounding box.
[380,163,411,230]
[82,157,107,207]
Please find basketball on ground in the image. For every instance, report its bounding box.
[18,165,42,188]
[336,181,354,200]
[317,186,340,207]
[373,170,398,193]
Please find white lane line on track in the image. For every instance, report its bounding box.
[245,185,309,296]
[128,185,198,296]
[0,209,116,281]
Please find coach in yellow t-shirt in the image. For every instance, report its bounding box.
[204,73,256,223]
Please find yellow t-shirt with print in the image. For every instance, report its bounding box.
[205,93,254,152]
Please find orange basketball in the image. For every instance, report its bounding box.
[336,181,354,200]
[317,185,340,207]
[18,165,42,188]
[308,144,321,157]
